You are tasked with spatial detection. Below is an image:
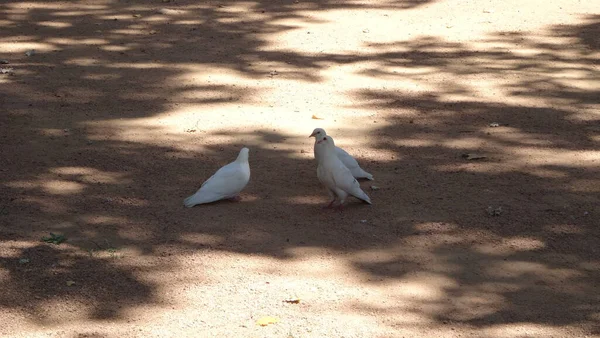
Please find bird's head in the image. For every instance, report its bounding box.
[309,128,326,139]
[236,147,250,162]
[315,135,335,148]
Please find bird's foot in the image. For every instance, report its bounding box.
[322,200,336,209]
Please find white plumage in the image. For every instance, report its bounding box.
[310,128,374,180]
[314,135,372,208]
[183,147,250,207]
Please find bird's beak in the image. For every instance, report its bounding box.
[309,131,317,138]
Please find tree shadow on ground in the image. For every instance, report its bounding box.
[0,0,599,335]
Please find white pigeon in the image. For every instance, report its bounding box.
[183,147,250,207]
[309,128,374,180]
[315,135,372,208]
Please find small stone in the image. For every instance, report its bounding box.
[370,185,380,191]
[25,50,36,57]
[489,122,500,127]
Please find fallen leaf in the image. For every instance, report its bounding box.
[42,233,67,245]
[311,114,324,120]
[370,185,380,190]
[66,280,76,286]
[256,316,280,326]
[462,153,486,160]
[283,298,301,304]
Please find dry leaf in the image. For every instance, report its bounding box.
[283,298,301,304]
[462,153,486,160]
[66,280,76,286]
[256,316,280,326]
[311,114,324,120]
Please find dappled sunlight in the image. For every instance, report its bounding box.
[1,0,598,336]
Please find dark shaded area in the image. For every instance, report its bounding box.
[0,0,599,335]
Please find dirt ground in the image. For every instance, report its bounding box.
[1,0,599,337]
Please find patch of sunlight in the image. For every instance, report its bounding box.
[489,127,555,146]
[482,323,572,338]
[474,236,545,256]
[110,29,147,35]
[442,136,487,149]
[414,222,458,233]
[99,14,142,20]
[545,224,584,235]
[528,168,568,178]
[36,21,71,28]
[451,290,506,321]
[82,73,121,81]
[179,234,222,246]
[106,62,163,69]
[140,16,171,23]
[101,45,131,52]
[53,11,106,17]
[10,2,106,10]
[216,2,257,14]
[50,167,130,184]
[285,196,325,205]
[514,148,600,167]
[42,180,85,195]
[47,38,108,46]
[174,20,204,25]
[6,181,38,189]
[79,215,128,225]
[0,42,53,53]
[396,272,456,301]
[487,261,583,281]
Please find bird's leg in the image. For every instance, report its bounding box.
[228,196,242,202]
[322,189,336,209]
[323,199,336,209]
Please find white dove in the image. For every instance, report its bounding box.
[309,128,374,180]
[183,147,250,207]
[315,135,372,208]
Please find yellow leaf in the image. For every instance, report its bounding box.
[256,316,280,326]
[311,114,324,120]
[66,280,76,286]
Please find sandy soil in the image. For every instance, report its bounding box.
[1,0,599,337]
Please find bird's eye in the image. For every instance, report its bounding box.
[323,137,327,141]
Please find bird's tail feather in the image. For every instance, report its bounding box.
[183,195,198,208]
[355,190,372,204]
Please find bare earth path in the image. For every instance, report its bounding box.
[1,0,599,337]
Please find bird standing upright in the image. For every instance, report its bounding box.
[314,135,372,208]
[309,128,374,180]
